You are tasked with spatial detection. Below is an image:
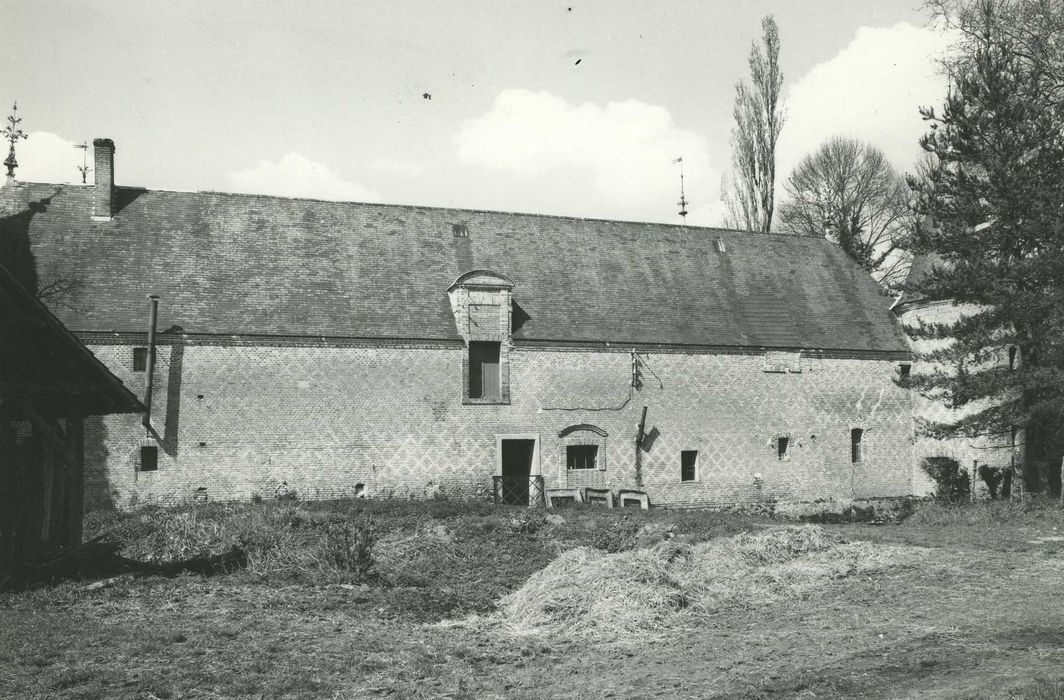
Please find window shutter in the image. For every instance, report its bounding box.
[482,347,500,399]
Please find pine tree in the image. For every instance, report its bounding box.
[907,1,1064,493]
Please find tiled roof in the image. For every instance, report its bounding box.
[0,260,144,416]
[1,182,908,352]
[896,252,948,308]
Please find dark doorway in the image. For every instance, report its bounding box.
[500,439,535,505]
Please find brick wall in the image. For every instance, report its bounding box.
[83,340,915,510]
[898,300,1016,498]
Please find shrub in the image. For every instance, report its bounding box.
[321,520,375,579]
[922,457,971,503]
[978,464,1013,500]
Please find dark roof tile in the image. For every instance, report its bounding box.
[3,183,908,352]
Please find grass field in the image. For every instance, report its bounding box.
[3,498,1064,699]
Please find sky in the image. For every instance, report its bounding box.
[1,0,956,227]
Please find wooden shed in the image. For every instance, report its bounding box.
[0,262,143,569]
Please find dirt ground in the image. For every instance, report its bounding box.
[2,500,1064,699]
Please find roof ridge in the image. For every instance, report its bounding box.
[13,180,822,240]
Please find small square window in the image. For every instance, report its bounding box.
[140,444,158,472]
[133,347,148,372]
[851,428,864,464]
[777,436,790,461]
[681,450,698,482]
[567,445,599,470]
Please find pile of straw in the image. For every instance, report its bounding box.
[502,541,693,637]
[501,525,919,640]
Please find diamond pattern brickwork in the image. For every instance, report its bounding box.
[898,301,1012,497]
[83,342,915,509]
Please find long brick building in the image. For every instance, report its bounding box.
[0,139,915,509]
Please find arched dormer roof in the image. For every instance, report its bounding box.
[447,270,514,292]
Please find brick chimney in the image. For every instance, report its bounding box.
[92,138,115,220]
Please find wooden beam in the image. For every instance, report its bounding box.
[67,417,84,546]
[40,445,55,543]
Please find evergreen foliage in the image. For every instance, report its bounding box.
[907,0,1064,493]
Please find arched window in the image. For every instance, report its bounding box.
[559,424,608,471]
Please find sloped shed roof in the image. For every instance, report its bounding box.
[2,183,908,352]
[0,261,143,416]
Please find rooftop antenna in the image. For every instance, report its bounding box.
[74,141,91,183]
[673,156,689,222]
[3,101,28,185]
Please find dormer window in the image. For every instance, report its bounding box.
[449,270,514,405]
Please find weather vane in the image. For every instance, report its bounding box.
[75,141,91,183]
[673,156,689,222]
[3,101,28,184]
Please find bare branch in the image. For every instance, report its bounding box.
[777,136,914,289]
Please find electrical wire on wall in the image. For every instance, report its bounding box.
[540,350,663,412]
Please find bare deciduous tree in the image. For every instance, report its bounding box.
[724,15,785,233]
[928,0,1064,101]
[778,137,913,288]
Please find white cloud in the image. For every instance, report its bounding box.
[456,89,720,225]
[370,157,426,178]
[9,131,87,185]
[778,22,956,181]
[226,153,380,202]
